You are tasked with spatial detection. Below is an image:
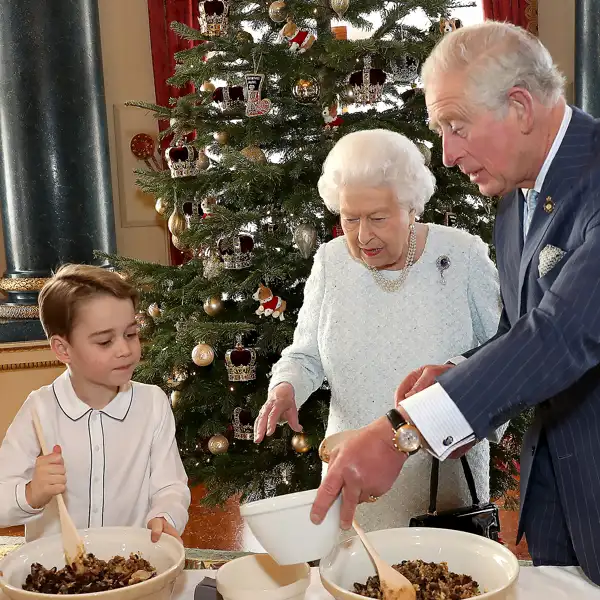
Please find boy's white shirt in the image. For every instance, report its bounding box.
[0,370,191,541]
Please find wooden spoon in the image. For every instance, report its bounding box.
[31,407,86,569]
[352,519,416,600]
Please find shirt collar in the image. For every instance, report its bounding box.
[522,104,572,198]
[53,370,134,422]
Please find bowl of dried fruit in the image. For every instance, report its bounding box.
[0,527,185,600]
[319,527,519,600]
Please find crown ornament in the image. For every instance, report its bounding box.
[165,140,202,178]
[225,334,257,382]
[218,233,254,269]
[348,55,387,105]
[232,407,254,440]
[198,0,230,37]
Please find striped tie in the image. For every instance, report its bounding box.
[524,189,539,237]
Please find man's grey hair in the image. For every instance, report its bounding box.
[317,129,436,216]
[421,21,565,113]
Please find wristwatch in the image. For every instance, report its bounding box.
[386,409,422,456]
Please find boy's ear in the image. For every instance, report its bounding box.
[50,335,71,365]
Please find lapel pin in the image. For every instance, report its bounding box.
[543,196,554,214]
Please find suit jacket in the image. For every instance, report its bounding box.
[438,106,600,583]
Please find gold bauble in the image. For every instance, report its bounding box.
[236,30,254,44]
[241,145,267,164]
[168,205,186,236]
[192,343,215,366]
[171,235,189,252]
[268,0,288,22]
[214,131,229,145]
[147,302,162,318]
[170,390,182,407]
[198,150,210,170]
[291,432,312,453]
[330,0,350,19]
[155,197,168,215]
[292,77,320,104]
[203,295,224,316]
[208,433,230,455]
[200,80,216,93]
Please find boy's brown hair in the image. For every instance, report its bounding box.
[38,264,139,339]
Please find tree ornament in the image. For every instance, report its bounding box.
[241,145,267,163]
[279,18,316,54]
[225,335,257,382]
[198,0,230,37]
[292,77,320,104]
[155,197,168,215]
[166,367,188,388]
[236,30,254,44]
[192,342,215,366]
[197,149,210,170]
[202,247,224,280]
[218,233,254,269]
[389,54,419,86]
[165,139,203,178]
[330,0,349,20]
[212,85,245,112]
[331,25,347,40]
[202,196,218,217]
[168,205,187,237]
[208,433,230,454]
[268,1,288,23]
[293,223,318,258]
[200,80,216,93]
[170,390,181,407]
[322,104,343,132]
[244,74,272,117]
[147,302,162,318]
[232,406,254,440]
[214,131,229,145]
[135,312,154,339]
[253,282,287,321]
[291,432,311,453]
[204,295,224,316]
[439,18,462,34]
[348,55,386,105]
[171,235,189,252]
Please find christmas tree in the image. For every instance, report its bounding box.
[105,0,526,508]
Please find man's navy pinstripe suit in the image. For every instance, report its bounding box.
[438,106,600,583]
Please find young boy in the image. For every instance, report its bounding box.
[0,264,190,542]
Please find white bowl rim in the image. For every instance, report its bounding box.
[319,527,520,599]
[239,489,318,517]
[216,555,311,596]
[0,527,185,600]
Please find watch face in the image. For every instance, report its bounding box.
[396,425,421,453]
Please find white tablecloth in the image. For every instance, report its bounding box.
[173,566,600,599]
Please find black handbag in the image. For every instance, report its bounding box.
[408,456,500,541]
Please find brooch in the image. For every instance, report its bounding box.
[436,255,451,285]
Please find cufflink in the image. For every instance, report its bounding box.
[442,436,454,446]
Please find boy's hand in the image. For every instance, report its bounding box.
[25,445,66,509]
[147,517,183,544]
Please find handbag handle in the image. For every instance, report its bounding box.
[428,456,480,515]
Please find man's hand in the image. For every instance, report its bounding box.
[147,517,183,544]
[310,416,407,530]
[254,383,302,443]
[395,364,455,405]
[25,445,66,509]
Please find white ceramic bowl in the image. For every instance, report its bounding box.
[216,554,310,600]
[320,527,519,600]
[240,489,341,565]
[0,527,185,600]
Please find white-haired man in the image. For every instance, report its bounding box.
[311,21,600,583]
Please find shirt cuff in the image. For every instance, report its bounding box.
[400,383,475,460]
[446,355,467,366]
[15,482,44,516]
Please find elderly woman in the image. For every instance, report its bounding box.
[254,129,502,531]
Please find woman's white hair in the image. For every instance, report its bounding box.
[421,21,565,114]
[317,129,436,216]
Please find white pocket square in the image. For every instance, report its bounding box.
[538,244,567,278]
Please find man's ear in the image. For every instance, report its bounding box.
[508,87,535,134]
[50,335,71,365]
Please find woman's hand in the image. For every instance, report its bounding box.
[254,383,302,443]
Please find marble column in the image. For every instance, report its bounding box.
[0,0,116,341]
[575,0,600,117]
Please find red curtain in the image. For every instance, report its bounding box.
[147,0,203,264]
[483,0,538,35]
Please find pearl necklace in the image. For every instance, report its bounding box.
[367,224,416,293]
